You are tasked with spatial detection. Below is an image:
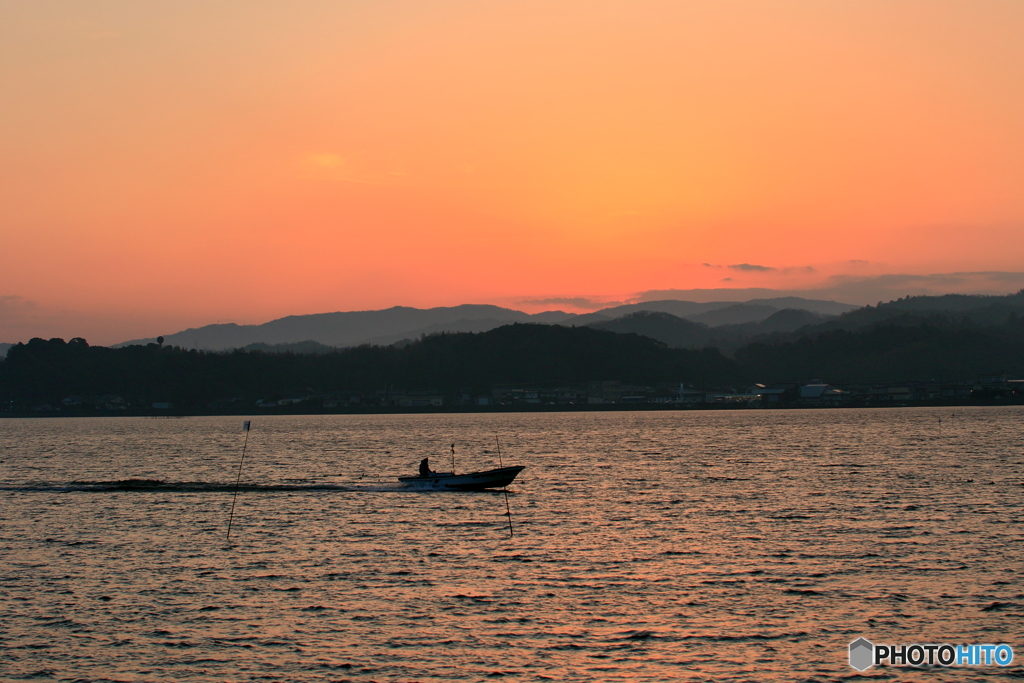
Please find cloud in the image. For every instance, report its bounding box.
[633,287,788,304]
[0,295,58,343]
[0,295,38,315]
[1,294,40,311]
[0,295,48,332]
[632,271,1024,306]
[306,153,344,168]
[706,262,816,275]
[818,272,1024,303]
[986,271,1024,283]
[518,296,621,310]
[301,152,403,185]
[0,294,144,346]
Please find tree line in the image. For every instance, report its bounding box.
[1,317,1022,410]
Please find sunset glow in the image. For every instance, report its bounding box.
[3,1,1024,344]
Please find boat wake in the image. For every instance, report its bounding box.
[0,479,408,493]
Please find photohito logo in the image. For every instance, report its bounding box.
[849,638,1014,671]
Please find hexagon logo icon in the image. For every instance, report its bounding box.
[849,638,874,671]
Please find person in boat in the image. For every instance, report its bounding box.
[419,457,432,476]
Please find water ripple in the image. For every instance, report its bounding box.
[1,408,1023,681]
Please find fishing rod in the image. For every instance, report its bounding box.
[225,420,251,544]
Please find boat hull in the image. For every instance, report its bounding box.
[398,466,524,491]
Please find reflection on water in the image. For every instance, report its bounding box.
[1,408,1022,681]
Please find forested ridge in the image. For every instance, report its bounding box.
[2,294,1023,411]
[0,325,737,408]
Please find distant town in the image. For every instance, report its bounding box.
[10,372,1024,417]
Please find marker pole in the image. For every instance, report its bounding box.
[226,420,251,544]
[497,435,513,538]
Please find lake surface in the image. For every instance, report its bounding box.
[2,407,1022,682]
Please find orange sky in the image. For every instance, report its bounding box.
[2,1,1024,344]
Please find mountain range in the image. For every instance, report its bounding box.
[593,290,1024,352]
[4,292,1023,409]
[114,297,858,351]
[587,307,833,351]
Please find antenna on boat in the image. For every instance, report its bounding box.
[451,442,456,474]
[226,420,251,545]
[496,434,513,538]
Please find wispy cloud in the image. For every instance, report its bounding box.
[301,152,406,185]
[306,153,345,168]
[518,296,621,310]
[0,294,169,346]
[0,295,59,343]
[633,271,1024,306]
[818,272,1024,303]
[0,294,38,316]
[633,287,783,304]
[705,262,815,275]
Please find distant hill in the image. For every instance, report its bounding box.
[746,297,856,316]
[727,290,1024,383]
[877,291,1024,312]
[736,318,1024,384]
[361,317,535,346]
[574,300,718,324]
[616,291,1024,354]
[2,324,741,406]
[114,297,858,352]
[0,343,12,359]
[572,297,856,329]
[687,303,780,327]
[784,290,1024,338]
[752,307,830,333]
[588,308,834,350]
[116,305,578,351]
[581,304,1024,384]
[5,316,1023,410]
[242,341,337,354]
[708,308,832,343]
[588,297,856,324]
[589,312,715,348]
[99,292,1024,355]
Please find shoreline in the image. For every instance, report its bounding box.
[3,397,1022,418]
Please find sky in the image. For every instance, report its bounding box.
[2,1,1024,345]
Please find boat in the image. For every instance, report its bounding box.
[398,465,525,491]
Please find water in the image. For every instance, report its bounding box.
[1,407,1022,682]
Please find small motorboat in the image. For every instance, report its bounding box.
[398,465,524,491]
